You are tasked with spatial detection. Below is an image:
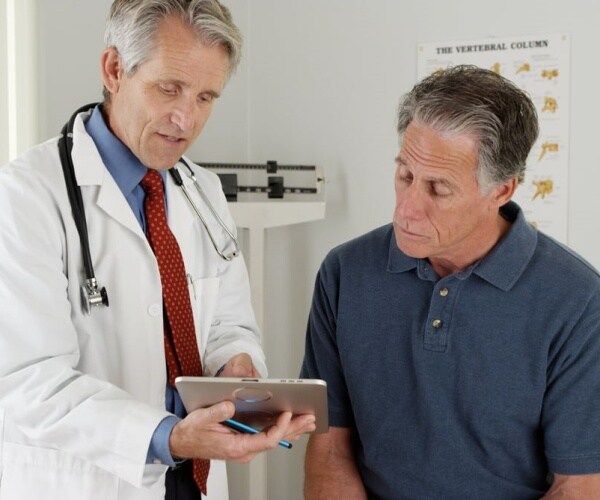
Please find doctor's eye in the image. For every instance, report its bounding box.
[159,83,178,95]
[197,93,216,105]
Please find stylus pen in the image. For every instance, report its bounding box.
[223,418,293,449]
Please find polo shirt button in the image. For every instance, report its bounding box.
[432,319,442,329]
[148,303,161,316]
[439,287,449,297]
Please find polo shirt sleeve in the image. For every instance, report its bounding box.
[300,254,355,428]
[543,288,600,474]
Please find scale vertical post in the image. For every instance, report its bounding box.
[226,200,326,500]
[245,224,267,500]
[247,226,266,329]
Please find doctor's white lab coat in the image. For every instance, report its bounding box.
[0,110,266,500]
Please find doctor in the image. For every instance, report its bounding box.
[0,1,315,499]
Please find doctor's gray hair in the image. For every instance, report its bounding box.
[396,65,539,193]
[103,0,241,99]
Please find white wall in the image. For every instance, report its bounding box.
[1,0,38,163]
[37,0,111,139]
[0,0,8,163]
[35,1,600,500]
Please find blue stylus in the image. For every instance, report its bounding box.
[223,418,292,449]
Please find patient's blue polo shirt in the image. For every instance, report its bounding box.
[301,202,600,499]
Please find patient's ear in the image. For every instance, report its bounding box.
[492,177,518,207]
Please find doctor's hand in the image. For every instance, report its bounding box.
[169,401,316,462]
[219,352,259,378]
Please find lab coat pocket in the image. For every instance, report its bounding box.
[1,442,119,499]
[188,276,220,361]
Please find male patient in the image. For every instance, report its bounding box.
[301,65,600,499]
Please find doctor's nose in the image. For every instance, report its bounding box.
[170,101,196,132]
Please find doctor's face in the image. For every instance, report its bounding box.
[102,16,230,170]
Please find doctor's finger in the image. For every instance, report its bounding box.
[282,414,317,441]
[221,352,258,377]
[233,414,295,455]
[190,401,235,426]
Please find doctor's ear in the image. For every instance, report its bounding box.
[100,47,124,95]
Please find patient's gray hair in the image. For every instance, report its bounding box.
[396,65,539,192]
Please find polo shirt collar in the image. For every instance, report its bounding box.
[473,201,537,291]
[387,230,417,273]
[385,201,538,291]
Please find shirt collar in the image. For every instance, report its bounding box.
[386,201,537,290]
[84,105,165,195]
[387,230,418,273]
[472,201,537,291]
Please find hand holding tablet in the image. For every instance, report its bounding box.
[175,377,329,434]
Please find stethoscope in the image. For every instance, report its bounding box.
[168,161,240,262]
[58,103,240,314]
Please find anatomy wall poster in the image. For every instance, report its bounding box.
[417,34,570,242]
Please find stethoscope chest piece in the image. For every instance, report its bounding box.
[80,278,109,314]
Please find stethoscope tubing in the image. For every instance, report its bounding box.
[170,159,240,261]
[58,103,99,284]
[59,104,239,313]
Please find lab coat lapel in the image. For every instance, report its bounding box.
[166,163,195,253]
[70,112,146,239]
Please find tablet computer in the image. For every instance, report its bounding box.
[175,376,329,433]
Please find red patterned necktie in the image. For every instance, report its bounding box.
[141,169,210,495]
